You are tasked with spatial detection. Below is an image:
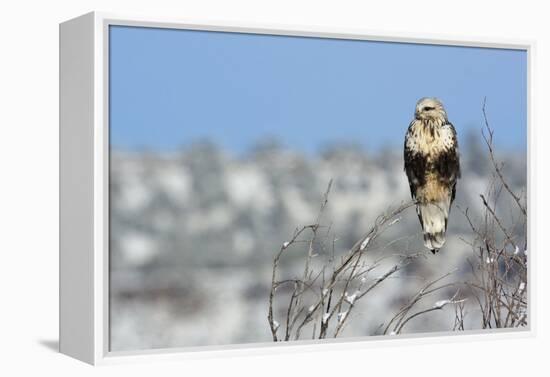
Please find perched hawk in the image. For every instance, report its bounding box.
[404,98,460,253]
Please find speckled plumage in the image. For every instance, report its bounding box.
[404,98,460,253]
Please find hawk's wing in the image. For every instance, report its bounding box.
[403,121,425,200]
[435,122,461,203]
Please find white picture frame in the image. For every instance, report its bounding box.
[59,11,535,365]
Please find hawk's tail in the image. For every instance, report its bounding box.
[417,199,450,253]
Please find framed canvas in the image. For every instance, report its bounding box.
[59,12,534,365]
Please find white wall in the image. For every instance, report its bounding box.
[0,0,548,375]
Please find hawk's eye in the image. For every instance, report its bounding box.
[423,106,435,111]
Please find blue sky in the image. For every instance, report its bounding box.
[109,26,527,154]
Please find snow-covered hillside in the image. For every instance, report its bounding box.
[109,140,526,351]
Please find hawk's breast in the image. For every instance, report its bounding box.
[405,120,456,161]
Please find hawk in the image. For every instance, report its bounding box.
[404,98,460,253]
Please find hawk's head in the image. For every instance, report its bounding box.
[415,97,447,122]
